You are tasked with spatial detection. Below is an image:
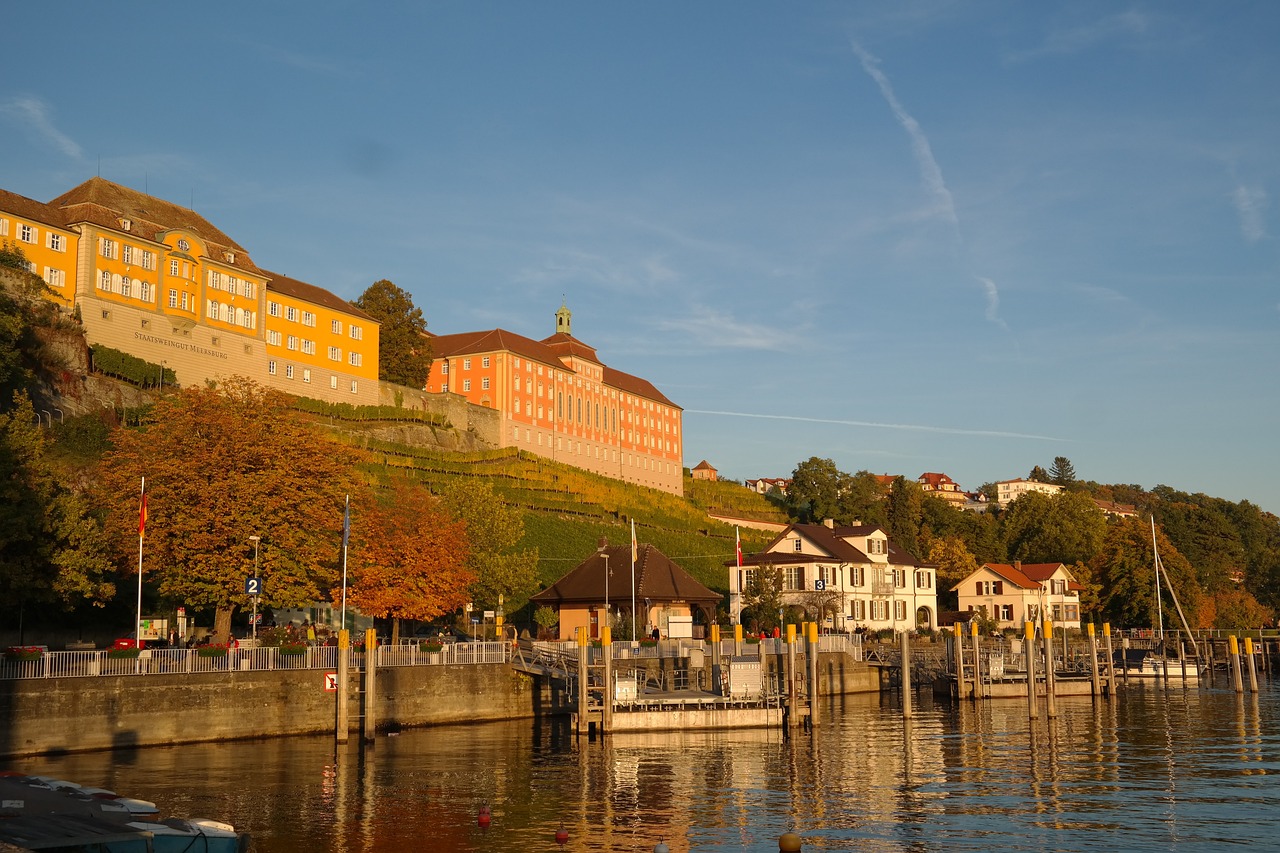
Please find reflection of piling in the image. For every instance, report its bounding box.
[363,628,377,742]
[1042,620,1057,719]
[901,629,912,720]
[336,629,350,744]
[1245,637,1259,693]
[1229,635,1244,693]
[1087,623,1101,698]
[1023,622,1037,720]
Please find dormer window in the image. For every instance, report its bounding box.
[793,539,803,552]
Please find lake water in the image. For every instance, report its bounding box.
[11,681,1280,851]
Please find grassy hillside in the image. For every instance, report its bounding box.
[323,430,786,595]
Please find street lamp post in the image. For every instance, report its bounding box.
[249,535,261,641]
[603,553,610,635]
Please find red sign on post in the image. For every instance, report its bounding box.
[324,672,338,692]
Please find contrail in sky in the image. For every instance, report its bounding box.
[686,409,1067,442]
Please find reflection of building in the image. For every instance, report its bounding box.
[530,541,721,640]
[729,520,937,632]
[426,304,683,495]
[1,179,379,404]
[995,478,1064,506]
[952,561,1082,629]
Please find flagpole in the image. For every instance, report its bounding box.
[136,477,146,647]
[340,494,350,629]
[631,519,637,640]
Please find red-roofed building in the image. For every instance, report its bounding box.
[427,303,683,494]
[953,561,1082,629]
[917,472,967,507]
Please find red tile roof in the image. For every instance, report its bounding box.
[262,270,376,322]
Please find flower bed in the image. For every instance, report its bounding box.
[4,647,44,661]
[197,645,229,658]
[107,647,141,659]
[419,642,444,654]
[279,643,308,657]
[638,639,659,648]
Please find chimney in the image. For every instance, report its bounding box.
[1014,560,1021,571]
[597,537,609,551]
[822,518,835,529]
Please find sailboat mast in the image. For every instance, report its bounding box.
[1150,516,1201,659]
[1151,516,1164,641]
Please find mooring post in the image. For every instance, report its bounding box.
[1229,635,1243,693]
[1023,621,1038,720]
[711,624,723,696]
[971,621,982,701]
[900,628,912,720]
[1087,623,1100,698]
[1103,623,1116,695]
[953,623,967,700]
[807,622,821,728]
[601,626,613,734]
[577,626,590,734]
[1042,620,1058,719]
[785,624,799,727]
[1245,637,1259,693]
[1179,641,1188,685]
[335,629,349,744]
[362,628,378,742]
[733,623,743,659]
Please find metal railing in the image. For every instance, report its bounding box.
[0,641,510,681]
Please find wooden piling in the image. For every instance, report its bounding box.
[335,629,349,744]
[711,625,723,696]
[1042,620,1057,719]
[1245,637,1259,693]
[363,628,377,742]
[808,622,820,728]
[1229,635,1244,693]
[785,624,799,727]
[601,626,613,734]
[1023,622,1037,720]
[733,623,743,659]
[1103,623,1115,696]
[971,622,983,701]
[953,623,967,701]
[1087,623,1101,697]
[901,628,912,720]
[576,626,590,734]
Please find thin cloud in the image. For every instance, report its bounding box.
[1232,184,1267,242]
[0,96,82,160]
[850,40,956,226]
[1010,11,1152,62]
[241,39,347,75]
[687,409,1067,442]
[977,276,1010,331]
[656,307,789,351]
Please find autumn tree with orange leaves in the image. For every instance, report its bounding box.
[339,479,474,644]
[95,377,369,642]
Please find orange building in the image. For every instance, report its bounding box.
[0,178,378,405]
[427,304,683,495]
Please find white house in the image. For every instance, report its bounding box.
[728,521,937,633]
[953,561,1082,630]
[995,479,1065,507]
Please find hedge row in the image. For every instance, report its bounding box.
[91,345,175,388]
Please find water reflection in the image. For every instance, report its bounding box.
[10,685,1280,851]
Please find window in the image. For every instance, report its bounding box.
[99,237,116,258]
[792,538,803,552]
[47,233,64,252]
[285,365,294,379]
[784,567,804,590]
[349,325,362,340]
[286,307,298,322]
[999,604,1014,621]
[330,376,338,390]
[268,331,281,346]
[242,280,253,298]
[43,268,65,288]
[268,361,277,375]
[168,289,178,308]
[867,538,887,555]
[268,301,281,317]
[301,311,315,327]
[170,259,179,276]
[301,340,315,355]
[463,358,472,370]
[302,369,311,383]
[463,380,472,392]
[181,292,189,310]
[893,569,906,589]
[348,352,362,367]
[871,600,889,621]
[287,336,298,351]
[142,250,155,270]
[894,600,907,621]
[1050,579,1067,595]
[121,278,131,298]
[482,356,490,368]
[18,224,36,244]
[140,282,152,302]
[481,377,490,390]
[124,246,135,265]
[0,218,7,237]
[1065,604,1079,622]
[852,600,866,620]
[328,346,341,361]
[331,319,342,334]
[915,571,932,589]
[441,383,449,393]
[350,380,358,394]
[441,362,449,375]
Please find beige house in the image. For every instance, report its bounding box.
[729,521,937,633]
[917,472,967,507]
[995,478,1065,507]
[953,562,1082,630]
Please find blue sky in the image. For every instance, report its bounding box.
[5,3,1278,512]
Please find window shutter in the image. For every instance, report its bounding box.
[994,581,1003,595]
[975,582,983,596]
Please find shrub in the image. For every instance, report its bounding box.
[197,645,229,658]
[107,647,141,659]
[420,642,444,654]
[279,643,307,656]
[4,647,43,661]
[639,639,658,648]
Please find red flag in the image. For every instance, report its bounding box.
[138,488,148,538]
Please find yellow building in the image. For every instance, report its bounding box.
[0,178,378,405]
[427,304,684,495]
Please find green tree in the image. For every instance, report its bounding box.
[95,377,369,642]
[0,239,29,271]
[533,605,559,639]
[1028,465,1049,483]
[1049,456,1077,486]
[741,564,785,632]
[341,479,474,644]
[438,479,540,615]
[786,457,843,523]
[886,476,924,556]
[355,279,432,388]
[1001,490,1106,566]
[1092,517,1201,629]
[925,535,980,610]
[835,470,890,528]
